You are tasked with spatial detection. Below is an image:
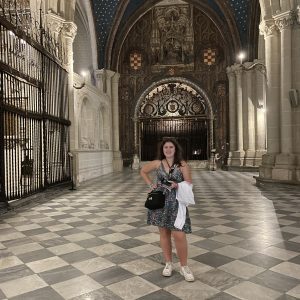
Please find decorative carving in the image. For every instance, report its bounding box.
[45,12,64,35]
[150,4,194,66]
[139,83,207,118]
[259,20,278,37]
[118,4,228,162]
[62,22,77,40]
[275,11,296,31]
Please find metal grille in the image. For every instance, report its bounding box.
[0,2,70,203]
[140,118,208,161]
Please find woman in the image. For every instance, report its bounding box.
[140,137,194,282]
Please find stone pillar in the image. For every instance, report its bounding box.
[244,67,255,166]
[258,20,280,179]
[110,72,123,172]
[226,67,237,165]
[272,12,296,181]
[94,69,106,93]
[61,21,77,183]
[294,10,300,182]
[132,119,140,170]
[231,66,245,166]
[255,63,267,165]
[61,22,77,149]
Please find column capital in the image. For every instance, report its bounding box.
[259,19,278,37]
[233,65,243,75]
[243,62,255,72]
[274,10,296,31]
[45,12,64,35]
[105,69,116,80]
[226,66,235,75]
[94,69,105,78]
[62,21,77,40]
[112,72,120,83]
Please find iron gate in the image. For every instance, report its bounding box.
[0,1,70,203]
[140,118,208,161]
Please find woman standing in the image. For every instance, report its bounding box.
[140,137,194,282]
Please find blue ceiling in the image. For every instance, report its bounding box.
[92,0,251,68]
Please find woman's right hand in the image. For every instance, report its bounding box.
[149,183,157,191]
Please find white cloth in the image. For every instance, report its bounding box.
[174,181,195,229]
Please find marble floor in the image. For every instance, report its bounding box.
[0,169,300,300]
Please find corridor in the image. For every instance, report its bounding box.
[0,170,299,300]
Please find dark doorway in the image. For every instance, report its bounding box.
[140,118,208,161]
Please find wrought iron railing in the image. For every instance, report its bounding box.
[0,0,70,204]
[0,0,65,64]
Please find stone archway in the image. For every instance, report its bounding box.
[132,77,214,168]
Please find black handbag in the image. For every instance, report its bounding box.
[145,190,165,210]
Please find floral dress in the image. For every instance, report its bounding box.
[146,162,192,233]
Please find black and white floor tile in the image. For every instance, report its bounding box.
[0,169,300,300]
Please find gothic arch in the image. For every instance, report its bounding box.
[108,0,241,71]
[133,77,215,161]
[134,77,214,120]
[79,98,94,149]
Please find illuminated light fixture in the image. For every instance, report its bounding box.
[73,71,87,90]
[258,104,266,113]
[237,51,246,65]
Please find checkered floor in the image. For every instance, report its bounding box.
[0,169,300,300]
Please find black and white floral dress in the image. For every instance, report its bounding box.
[146,162,192,233]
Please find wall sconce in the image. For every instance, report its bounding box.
[237,52,246,65]
[258,104,266,112]
[73,71,87,90]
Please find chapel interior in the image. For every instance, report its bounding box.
[0,0,300,299]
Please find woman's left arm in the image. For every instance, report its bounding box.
[180,161,192,183]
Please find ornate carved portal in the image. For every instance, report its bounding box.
[135,80,213,162]
[119,2,229,166]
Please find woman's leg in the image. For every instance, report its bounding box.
[159,227,172,262]
[172,231,188,266]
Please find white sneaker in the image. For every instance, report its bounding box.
[162,262,173,276]
[180,266,194,282]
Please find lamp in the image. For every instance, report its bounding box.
[73,71,87,90]
[237,52,246,65]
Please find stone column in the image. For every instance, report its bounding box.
[231,66,245,166]
[61,22,77,149]
[258,20,280,179]
[132,119,140,170]
[244,66,255,166]
[110,72,123,172]
[61,21,77,183]
[226,66,237,166]
[255,63,267,165]
[273,12,296,181]
[94,69,106,93]
[294,10,300,182]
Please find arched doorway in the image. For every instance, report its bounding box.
[134,77,214,165]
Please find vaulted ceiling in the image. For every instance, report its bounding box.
[91,0,260,69]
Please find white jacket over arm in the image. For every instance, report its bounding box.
[174,181,195,229]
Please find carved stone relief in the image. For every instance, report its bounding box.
[151,4,194,66]
[139,83,207,118]
[118,4,229,163]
